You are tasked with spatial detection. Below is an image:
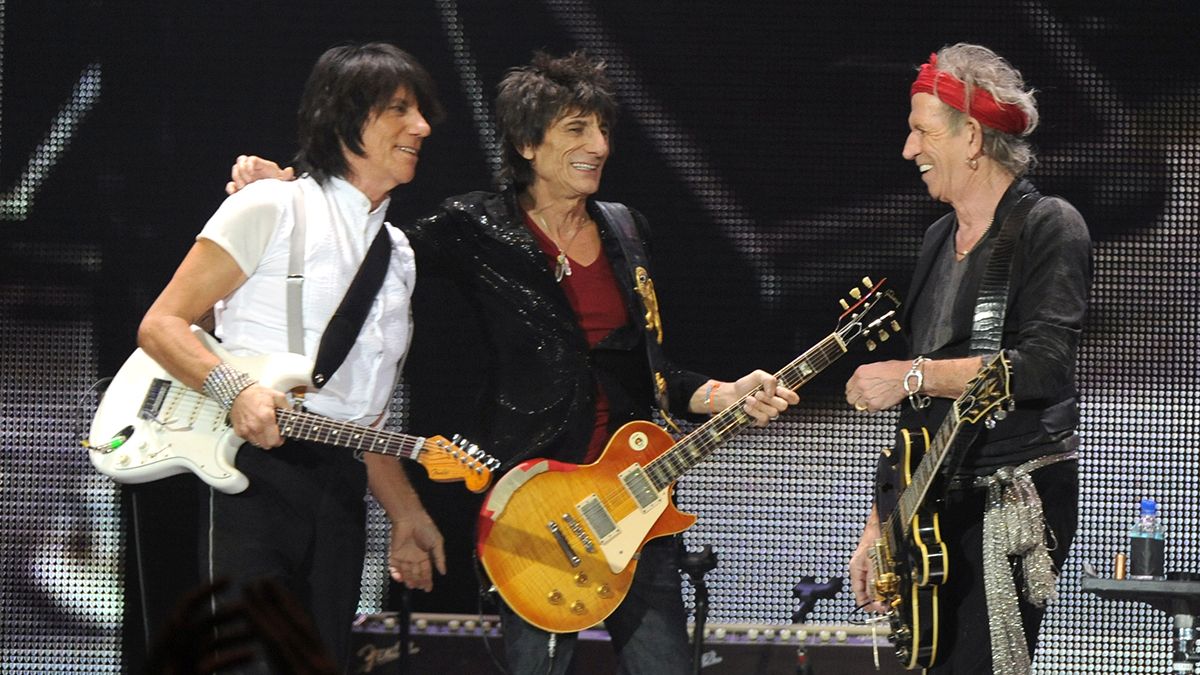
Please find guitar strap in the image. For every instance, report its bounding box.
[966,191,1062,675]
[924,192,1044,492]
[593,201,674,421]
[311,223,392,388]
[968,191,1042,355]
[284,181,396,389]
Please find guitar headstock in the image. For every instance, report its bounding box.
[835,277,903,351]
[953,352,1014,427]
[417,434,500,493]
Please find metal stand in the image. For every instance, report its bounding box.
[791,577,845,675]
[1081,574,1200,673]
[680,543,718,675]
[398,587,411,674]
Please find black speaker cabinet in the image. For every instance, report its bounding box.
[350,613,907,674]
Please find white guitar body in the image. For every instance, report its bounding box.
[88,327,313,494]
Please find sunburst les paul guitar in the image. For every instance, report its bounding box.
[868,352,1013,669]
[87,326,499,494]
[476,277,902,633]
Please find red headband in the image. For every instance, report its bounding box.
[910,54,1029,136]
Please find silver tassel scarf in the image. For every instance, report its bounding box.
[973,451,1077,675]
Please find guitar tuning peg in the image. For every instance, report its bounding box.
[849,287,862,300]
[862,276,874,288]
[1005,400,1016,412]
[839,298,850,310]
[992,409,1008,422]
[866,339,877,351]
[878,330,890,342]
[890,320,901,333]
[985,416,997,429]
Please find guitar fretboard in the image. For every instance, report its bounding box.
[643,332,846,491]
[886,418,970,552]
[276,408,424,460]
[881,354,1009,553]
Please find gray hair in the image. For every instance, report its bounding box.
[933,43,1039,177]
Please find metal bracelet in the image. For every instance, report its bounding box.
[902,356,930,410]
[202,362,257,411]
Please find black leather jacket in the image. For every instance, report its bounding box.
[896,179,1093,473]
[403,190,707,468]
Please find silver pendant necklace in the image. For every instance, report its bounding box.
[538,214,588,282]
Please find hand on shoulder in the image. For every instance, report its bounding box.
[225,154,294,195]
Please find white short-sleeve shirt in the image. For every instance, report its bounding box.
[199,175,415,425]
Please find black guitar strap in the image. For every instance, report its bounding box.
[968,192,1042,355]
[593,201,672,416]
[311,224,392,387]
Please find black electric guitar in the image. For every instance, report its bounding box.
[868,351,1013,669]
[477,277,901,633]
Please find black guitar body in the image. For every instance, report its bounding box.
[869,353,1012,672]
[889,506,946,668]
[890,428,950,670]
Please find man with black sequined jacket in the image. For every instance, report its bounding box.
[402,52,799,675]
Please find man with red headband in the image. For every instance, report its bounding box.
[844,44,1092,674]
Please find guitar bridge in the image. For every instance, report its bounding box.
[562,513,595,553]
[869,540,900,600]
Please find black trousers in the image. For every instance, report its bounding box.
[201,439,368,671]
[927,458,1079,674]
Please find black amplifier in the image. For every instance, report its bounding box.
[349,612,907,674]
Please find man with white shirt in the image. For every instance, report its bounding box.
[137,42,445,669]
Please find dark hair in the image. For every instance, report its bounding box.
[294,42,443,183]
[495,51,618,189]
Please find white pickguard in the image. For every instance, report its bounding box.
[87,326,312,494]
[594,487,669,574]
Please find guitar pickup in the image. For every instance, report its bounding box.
[577,494,619,543]
[618,464,660,512]
[141,379,171,420]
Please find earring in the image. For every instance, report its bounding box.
[968,157,979,170]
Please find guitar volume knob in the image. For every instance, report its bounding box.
[569,601,586,615]
[547,590,563,605]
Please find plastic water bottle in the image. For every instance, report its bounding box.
[1128,498,1166,580]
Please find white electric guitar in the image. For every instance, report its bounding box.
[87,326,498,494]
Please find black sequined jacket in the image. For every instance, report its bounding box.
[403,189,708,468]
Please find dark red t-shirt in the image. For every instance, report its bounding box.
[525,211,627,461]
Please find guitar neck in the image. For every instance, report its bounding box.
[643,332,847,491]
[883,412,977,551]
[275,408,424,461]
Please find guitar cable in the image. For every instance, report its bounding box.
[471,539,512,675]
[78,377,117,451]
[75,376,154,650]
[469,525,561,675]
